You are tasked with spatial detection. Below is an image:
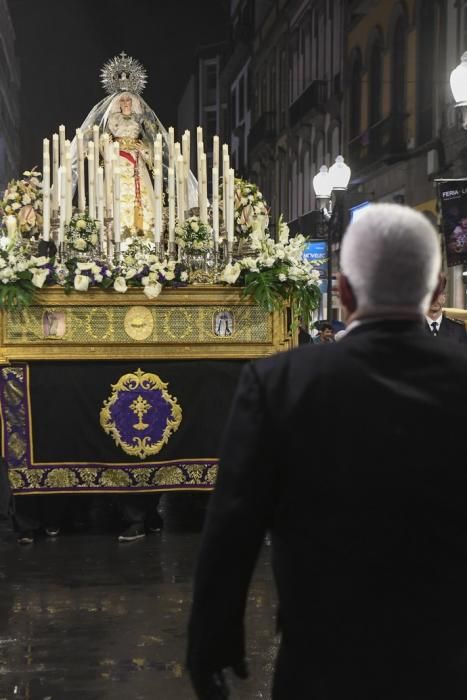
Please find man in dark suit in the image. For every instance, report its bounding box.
[187,203,467,699]
[424,291,467,343]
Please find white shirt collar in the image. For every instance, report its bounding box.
[425,313,443,328]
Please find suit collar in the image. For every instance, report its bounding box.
[345,317,425,337]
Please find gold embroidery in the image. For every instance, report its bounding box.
[100,369,182,459]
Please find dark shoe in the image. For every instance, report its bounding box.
[147,513,163,533]
[45,527,60,537]
[18,531,34,544]
[118,524,146,542]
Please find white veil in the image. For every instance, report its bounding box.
[70,55,198,209]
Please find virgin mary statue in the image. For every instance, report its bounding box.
[72,52,198,238]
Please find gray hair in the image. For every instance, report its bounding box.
[340,203,441,314]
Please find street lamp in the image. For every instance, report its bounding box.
[450,52,467,129]
[312,156,351,320]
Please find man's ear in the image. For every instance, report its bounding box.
[429,273,445,307]
[337,273,357,316]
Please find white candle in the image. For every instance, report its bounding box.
[59,166,66,244]
[200,153,208,224]
[76,129,86,213]
[43,137,50,167]
[65,141,72,223]
[102,133,113,215]
[182,131,190,209]
[97,166,105,250]
[197,126,203,149]
[223,153,230,228]
[93,125,100,189]
[176,154,185,223]
[168,127,175,170]
[87,142,95,219]
[154,161,162,244]
[213,135,219,172]
[168,166,175,244]
[227,168,235,243]
[42,164,50,241]
[113,167,121,244]
[212,165,219,245]
[155,133,163,161]
[52,134,59,213]
[59,124,66,166]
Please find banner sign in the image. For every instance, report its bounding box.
[438,180,467,267]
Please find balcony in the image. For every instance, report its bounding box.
[248,112,276,154]
[289,80,327,128]
[348,113,408,173]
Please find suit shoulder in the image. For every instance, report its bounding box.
[444,315,466,327]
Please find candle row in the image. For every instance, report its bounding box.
[41,124,237,248]
[42,131,120,247]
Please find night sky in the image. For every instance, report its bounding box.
[8,0,229,171]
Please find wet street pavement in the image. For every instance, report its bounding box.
[0,494,278,699]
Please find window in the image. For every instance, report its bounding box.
[231,89,237,128]
[368,40,383,126]
[349,51,362,139]
[392,16,406,116]
[417,2,435,143]
[204,61,217,105]
[280,49,288,129]
[239,75,245,121]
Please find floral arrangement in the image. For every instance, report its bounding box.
[175,216,213,253]
[0,237,50,308]
[220,216,321,322]
[0,169,43,237]
[54,237,188,300]
[232,178,269,240]
[65,212,100,254]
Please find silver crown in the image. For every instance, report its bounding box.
[100,52,147,95]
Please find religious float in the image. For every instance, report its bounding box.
[0,54,322,495]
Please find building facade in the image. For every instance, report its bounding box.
[177,42,227,170]
[0,0,20,193]
[246,0,345,235]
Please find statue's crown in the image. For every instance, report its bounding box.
[100,52,147,96]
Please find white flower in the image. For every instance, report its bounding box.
[90,234,98,246]
[278,273,287,282]
[165,270,175,281]
[22,194,31,205]
[113,276,127,293]
[30,256,48,266]
[0,267,13,280]
[220,262,241,285]
[125,268,137,279]
[75,219,87,230]
[11,202,21,210]
[143,282,162,299]
[191,222,199,232]
[74,238,87,251]
[31,268,49,288]
[279,222,289,244]
[180,271,188,282]
[77,262,94,271]
[74,274,90,291]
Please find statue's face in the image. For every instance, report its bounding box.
[119,95,132,115]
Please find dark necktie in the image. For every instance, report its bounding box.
[431,321,438,336]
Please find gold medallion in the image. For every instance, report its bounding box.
[124,306,154,341]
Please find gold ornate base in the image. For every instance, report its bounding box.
[0,286,296,362]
